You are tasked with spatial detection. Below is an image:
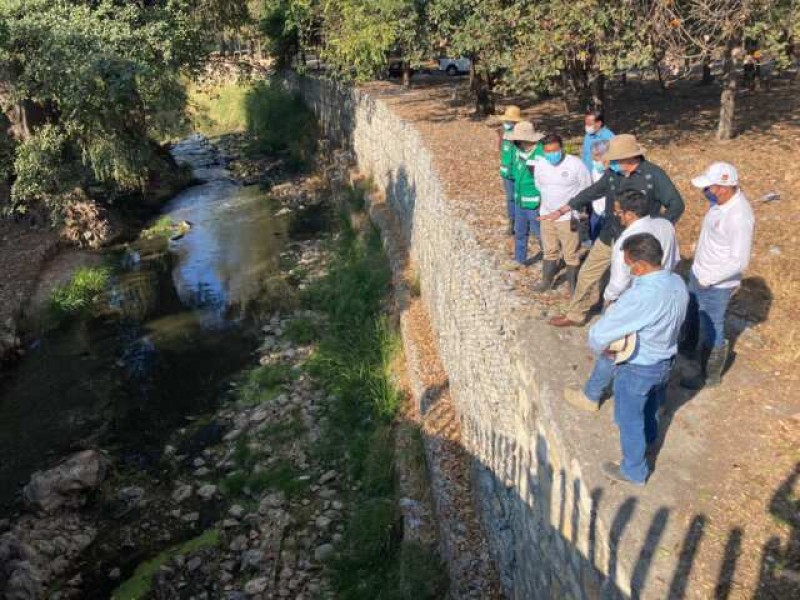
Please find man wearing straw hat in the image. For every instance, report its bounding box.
[497,106,524,234]
[542,134,685,328]
[506,121,545,265]
[567,233,688,485]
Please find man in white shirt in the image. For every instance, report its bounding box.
[532,134,592,293]
[605,189,680,303]
[681,162,755,389]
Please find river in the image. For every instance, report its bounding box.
[0,136,290,511]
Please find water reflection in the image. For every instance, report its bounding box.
[0,138,289,509]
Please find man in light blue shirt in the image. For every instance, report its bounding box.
[566,233,688,485]
[581,109,614,172]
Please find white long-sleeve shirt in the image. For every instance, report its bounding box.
[605,216,680,302]
[691,190,755,288]
[532,154,592,222]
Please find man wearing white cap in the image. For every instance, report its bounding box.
[681,162,755,389]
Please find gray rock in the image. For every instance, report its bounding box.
[229,504,245,518]
[313,544,335,562]
[240,549,263,570]
[181,512,200,523]
[258,492,285,514]
[23,450,109,513]
[172,483,193,503]
[244,576,268,595]
[108,567,121,580]
[314,516,331,531]
[186,556,203,572]
[196,484,217,500]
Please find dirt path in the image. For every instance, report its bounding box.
[351,74,800,598]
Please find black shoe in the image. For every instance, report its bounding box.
[601,461,646,486]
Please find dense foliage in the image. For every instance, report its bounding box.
[260,0,799,137]
[0,0,247,226]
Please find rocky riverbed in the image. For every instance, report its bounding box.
[0,135,361,599]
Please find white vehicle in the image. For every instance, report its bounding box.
[438,57,471,76]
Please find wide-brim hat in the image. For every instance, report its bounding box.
[505,121,544,143]
[603,134,646,161]
[608,332,638,364]
[499,105,523,122]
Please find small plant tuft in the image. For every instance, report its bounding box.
[49,265,111,320]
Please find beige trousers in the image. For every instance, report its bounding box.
[541,219,580,266]
[566,238,613,322]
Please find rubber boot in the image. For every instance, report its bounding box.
[681,344,712,390]
[704,341,729,388]
[565,266,579,297]
[534,260,557,292]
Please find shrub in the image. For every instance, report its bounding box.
[244,80,318,170]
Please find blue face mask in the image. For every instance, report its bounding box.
[703,188,718,205]
[592,160,604,173]
[544,150,562,166]
[609,160,624,175]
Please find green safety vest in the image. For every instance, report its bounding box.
[513,144,543,209]
[499,138,516,179]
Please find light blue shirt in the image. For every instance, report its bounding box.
[582,126,615,171]
[588,270,688,365]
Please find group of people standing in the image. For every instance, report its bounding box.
[497,107,755,486]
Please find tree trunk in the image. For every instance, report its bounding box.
[701,56,713,85]
[717,41,738,141]
[472,67,494,116]
[402,63,411,88]
[655,56,666,92]
[591,72,605,111]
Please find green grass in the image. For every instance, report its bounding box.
[235,363,295,406]
[221,459,308,499]
[112,529,220,600]
[140,216,175,240]
[187,83,250,136]
[301,208,446,599]
[283,316,322,345]
[49,266,111,320]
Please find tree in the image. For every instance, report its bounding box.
[508,1,652,112]
[0,0,247,226]
[427,0,515,114]
[319,0,427,84]
[650,0,799,140]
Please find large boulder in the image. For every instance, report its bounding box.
[22,450,109,514]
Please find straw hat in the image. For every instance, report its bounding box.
[608,332,638,364]
[499,105,523,122]
[603,134,646,161]
[505,121,545,143]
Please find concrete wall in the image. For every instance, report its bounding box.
[286,74,653,600]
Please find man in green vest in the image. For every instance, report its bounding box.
[497,106,524,235]
[506,121,545,264]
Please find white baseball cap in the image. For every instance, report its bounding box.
[691,162,739,188]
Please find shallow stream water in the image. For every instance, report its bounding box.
[0,136,289,510]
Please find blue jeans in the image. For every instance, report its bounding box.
[684,274,734,349]
[514,207,541,264]
[502,177,515,223]
[613,359,673,483]
[589,211,605,242]
[584,353,615,403]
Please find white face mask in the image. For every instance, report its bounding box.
[503,122,514,131]
[592,160,604,172]
[585,125,597,135]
